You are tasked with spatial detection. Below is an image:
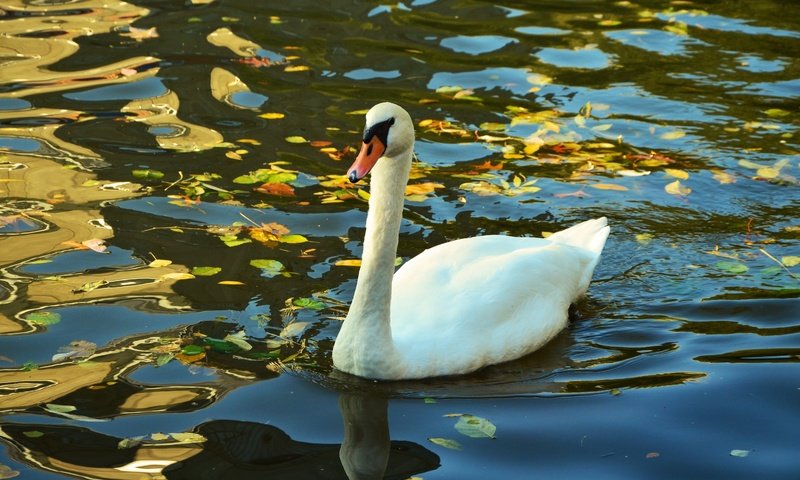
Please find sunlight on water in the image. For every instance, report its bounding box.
[0,0,798,478]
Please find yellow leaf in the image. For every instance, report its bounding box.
[590,183,628,191]
[636,233,654,245]
[664,168,689,180]
[782,256,800,267]
[284,65,310,72]
[218,280,245,285]
[756,167,780,179]
[148,259,172,268]
[347,109,370,115]
[237,138,262,145]
[259,113,285,119]
[285,136,308,143]
[405,182,444,196]
[159,272,195,281]
[660,130,686,140]
[225,151,243,160]
[665,180,691,196]
[712,170,736,184]
[335,259,362,267]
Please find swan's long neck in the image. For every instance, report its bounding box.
[333,149,411,377]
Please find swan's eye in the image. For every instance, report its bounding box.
[363,117,395,146]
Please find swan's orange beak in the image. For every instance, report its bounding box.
[347,136,385,183]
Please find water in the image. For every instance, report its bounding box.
[1,0,798,478]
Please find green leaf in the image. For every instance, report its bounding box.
[428,437,462,450]
[25,311,61,326]
[730,449,751,458]
[181,345,205,356]
[156,353,174,367]
[715,261,749,274]
[250,259,286,278]
[220,235,252,247]
[23,431,44,438]
[191,266,222,276]
[292,297,326,310]
[453,414,497,439]
[203,337,240,353]
[278,234,308,244]
[131,169,164,180]
[424,397,437,404]
[232,174,258,184]
[45,403,77,414]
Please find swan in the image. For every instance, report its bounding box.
[332,102,610,380]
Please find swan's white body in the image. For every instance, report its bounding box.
[332,103,609,380]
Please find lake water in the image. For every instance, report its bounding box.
[1,1,798,478]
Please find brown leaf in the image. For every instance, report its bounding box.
[256,183,295,197]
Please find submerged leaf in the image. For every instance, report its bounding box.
[26,311,61,327]
[453,414,497,439]
[715,261,749,274]
[250,259,287,278]
[428,437,462,450]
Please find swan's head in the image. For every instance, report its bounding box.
[347,102,414,183]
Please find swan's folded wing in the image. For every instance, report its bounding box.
[388,235,597,373]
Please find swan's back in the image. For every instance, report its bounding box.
[388,218,609,378]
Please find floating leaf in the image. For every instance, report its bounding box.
[428,437,462,450]
[730,449,751,458]
[664,168,689,180]
[181,345,204,356]
[293,297,326,310]
[590,183,628,191]
[278,234,308,244]
[635,233,654,245]
[218,280,245,285]
[191,266,222,276]
[763,108,789,118]
[170,432,207,444]
[74,280,109,293]
[26,311,61,327]
[45,403,77,414]
[250,259,287,278]
[716,261,749,274]
[664,180,691,196]
[132,169,164,180]
[660,130,686,140]
[284,65,310,72]
[22,431,44,438]
[280,321,309,338]
[712,170,736,184]
[156,353,174,367]
[256,182,296,197]
[453,414,496,439]
[220,234,252,247]
[0,464,19,479]
[284,136,308,143]
[335,259,362,267]
[259,112,285,119]
[148,259,173,268]
[781,256,800,267]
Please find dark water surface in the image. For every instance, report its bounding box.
[1,0,799,478]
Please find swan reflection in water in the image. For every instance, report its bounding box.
[0,392,438,480]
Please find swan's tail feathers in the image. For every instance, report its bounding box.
[548,217,610,256]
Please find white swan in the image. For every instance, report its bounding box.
[332,102,609,380]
